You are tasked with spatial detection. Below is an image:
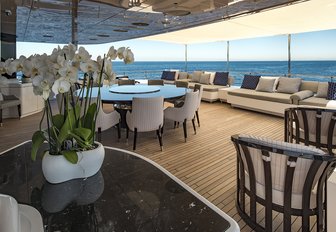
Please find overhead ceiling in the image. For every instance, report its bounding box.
[143,0,336,44]
[0,0,315,44]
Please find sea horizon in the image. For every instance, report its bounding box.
[112,60,336,85]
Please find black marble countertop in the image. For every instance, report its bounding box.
[0,142,239,232]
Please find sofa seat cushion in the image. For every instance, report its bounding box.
[188,83,224,92]
[299,97,329,107]
[229,89,292,104]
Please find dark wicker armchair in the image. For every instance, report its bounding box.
[285,107,336,154]
[232,134,336,232]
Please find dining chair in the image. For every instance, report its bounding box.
[232,134,336,232]
[164,90,199,142]
[175,81,189,88]
[193,84,203,127]
[148,79,164,86]
[285,107,336,154]
[118,79,135,85]
[126,96,164,150]
[0,93,21,127]
[57,94,121,139]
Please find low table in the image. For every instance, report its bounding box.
[0,142,240,232]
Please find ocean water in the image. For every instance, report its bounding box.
[112,61,336,86]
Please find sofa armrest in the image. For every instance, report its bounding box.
[228,76,234,87]
[290,90,314,104]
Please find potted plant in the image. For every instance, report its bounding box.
[0,44,134,183]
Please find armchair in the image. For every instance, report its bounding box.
[285,107,336,154]
[232,134,336,232]
[0,93,21,126]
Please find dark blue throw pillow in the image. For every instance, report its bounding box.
[213,72,229,86]
[241,74,261,89]
[327,82,336,100]
[161,71,176,80]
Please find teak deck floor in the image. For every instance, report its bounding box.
[0,101,315,231]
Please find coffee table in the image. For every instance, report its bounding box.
[0,142,240,232]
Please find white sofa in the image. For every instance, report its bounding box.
[226,78,332,117]
[175,71,234,102]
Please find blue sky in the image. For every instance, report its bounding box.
[17,29,336,61]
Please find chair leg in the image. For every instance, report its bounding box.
[183,119,187,142]
[126,126,129,139]
[117,122,121,140]
[0,109,2,127]
[133,128,137,150]
[192,117,197,135]
[174,121,176,129]
[161,124,164,135]
[98,127,102,134]
[195,109,200,127]
[156,127,163,151]
[17,105,21,119]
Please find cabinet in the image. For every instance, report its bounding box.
[0,81,44,118]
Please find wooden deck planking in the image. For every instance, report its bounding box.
[1,100,319,231]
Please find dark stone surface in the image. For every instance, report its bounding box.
[0,142,233,232]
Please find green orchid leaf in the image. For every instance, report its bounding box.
[31,131,46,161]
[58,108,76,143]
[83,103,97,130]
[73,127,92,141]
[61,150,78,164]
[52,114,64,130]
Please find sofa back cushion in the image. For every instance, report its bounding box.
[161,71,176,80]
[277,77,302,94]
[213,72,229,86]
[256,78,276,92]
[204,72,216,84]
[241,74,260,89]
[315,82,328,98]
[199,73,211,85]
[191,71,203,82]
[178,72,189,80]
[300,81,318,93]
[327,82,336,100]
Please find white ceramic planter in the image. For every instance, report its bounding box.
[42,142,105,184]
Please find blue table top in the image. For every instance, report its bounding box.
[85,84,189,103]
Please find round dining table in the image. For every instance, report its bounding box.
[80,84,189,128]
[94,84,189,103]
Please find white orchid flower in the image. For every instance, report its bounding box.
[73,47,91,63]
[80,59,98,74]
[8,57,24,74]
[117,47,126,59]
[58,62,78,84]
[0,62,6,75]
[32,72,54,100]
[0,59,13,75]
[22,55,48,78]
[62,43,76,60]
[52,77,71,94]
[123,48,135,64]
[107,46,118,60]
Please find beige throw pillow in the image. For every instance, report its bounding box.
[261,76,279,91]
[204,72,216,84]
[178,72,188,80]
[200,73,211,85]
[277,77,302,94]
[315,82,328,98]
[256,78,276,92]
[191,71,203,83]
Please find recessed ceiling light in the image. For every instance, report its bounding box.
[43,34,53,38]
[113,29,128,32]
[96,34,110,37]
[89,38,97,40]
[132,22,149,26]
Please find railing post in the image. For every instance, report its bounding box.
[288,34,291,77]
